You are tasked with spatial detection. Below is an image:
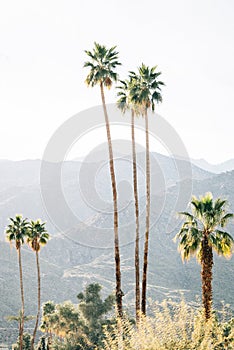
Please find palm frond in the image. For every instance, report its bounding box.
[210,230,234,257]
[127,63,164,114]
[27,220,50,252]
[84,42,121,88]
[5,215,29,249]
[175,193,234,264]
[220,213,234,227]
[214,198,227,211]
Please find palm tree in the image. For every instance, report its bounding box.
[5,215,29,350]
[174,193,234,320]
[130,64,164,315]
[116,78,141,321]
[40,301,56,337]
[27,220,49,349]
[7,310,35,339]
[84,42,123,317]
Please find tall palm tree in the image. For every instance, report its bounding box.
[174,193,234,320]
[27,220,50,349]
[84,42,123,317]
[130,64,164,315]
[5,215,29,350]
[117,78,141,322]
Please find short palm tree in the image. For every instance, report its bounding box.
[84,42,123,317]
[5,215,29,350]
[40,300,56,337]
[117,78,141,322]
[130,64,164,315]
[174,193,234,320]
[7,310,35,338]
[27,220,49,349]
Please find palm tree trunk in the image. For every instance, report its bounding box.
[31,250,41,349]
[131,109,140,322]
[141,111,150,316]
[201,235,213,320]
[18,246,24,350]
[100,82,122,318]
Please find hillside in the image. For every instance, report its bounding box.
[0,154,212,237]
[191,158,234,174]
[1,170,234,331]
[1,158,234,344]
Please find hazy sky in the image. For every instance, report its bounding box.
[0,0,234,163]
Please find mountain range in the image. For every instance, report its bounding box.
[0,153,233,343]
[191,158,234,174]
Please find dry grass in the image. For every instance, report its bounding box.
[102,300,234,350]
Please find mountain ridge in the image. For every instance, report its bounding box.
[0,156,233,337]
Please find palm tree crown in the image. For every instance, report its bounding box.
[84,42,121,88]
[175,192,234,261]
[129,63,164,114]
[27,220,49,252]
[116,78,142,116]
[6,215,29,249]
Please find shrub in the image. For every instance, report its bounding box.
[102,300,234,350]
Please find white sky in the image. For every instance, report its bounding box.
[0,0,234,163]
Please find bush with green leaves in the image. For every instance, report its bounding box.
[39,283,115,350]
[12,333,31,350]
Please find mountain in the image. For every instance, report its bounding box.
[191,158,234,174]
[0,153,212,237]
[1,156,234,344]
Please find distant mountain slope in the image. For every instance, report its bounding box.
[1,170,233,341]
[191,158,234,174]
[0,154,212,237]
[191,170,234,205]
